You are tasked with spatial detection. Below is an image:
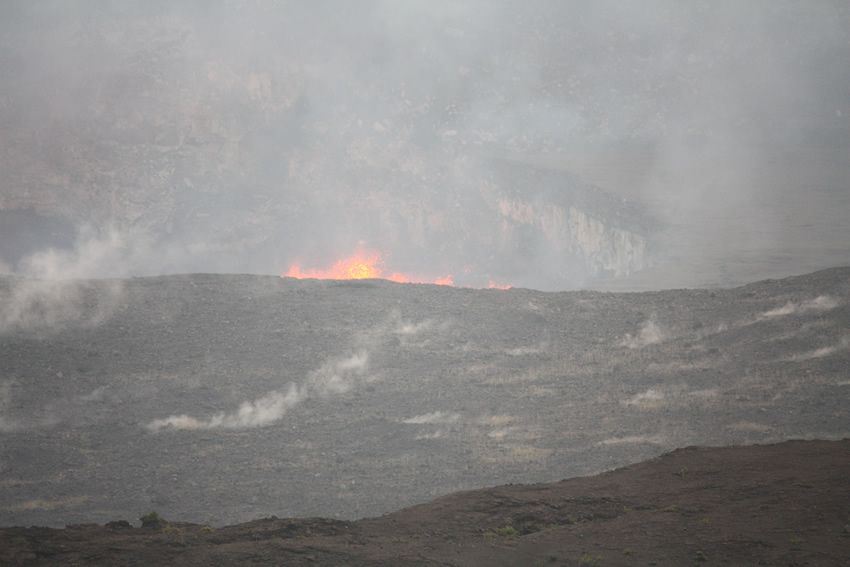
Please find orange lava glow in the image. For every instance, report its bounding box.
[283,249,453,286]
[284,250,384,280]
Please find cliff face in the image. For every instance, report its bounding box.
[4,3,848,286]
[0,3,672,286]
[540,205,647,279]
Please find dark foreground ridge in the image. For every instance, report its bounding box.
[2,439,848,566]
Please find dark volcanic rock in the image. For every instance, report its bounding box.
[0,267,848,531]
[0,439,847,566]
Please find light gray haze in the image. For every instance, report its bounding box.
[1,1,848,289]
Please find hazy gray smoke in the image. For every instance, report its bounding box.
[759,295,840,320]
[783,337,849,362]
[146,314,428,432]
[0,226,127,334]
[147,381,303,431]
[0,2,847,288]
[620,319,664,349]
[403,411,460,425]
[0,276,123,336]
[146,351,369,432]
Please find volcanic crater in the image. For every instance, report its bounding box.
[1,267,848,533]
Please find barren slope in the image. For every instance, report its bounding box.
[1,267,848,528]
[1,439,848,566]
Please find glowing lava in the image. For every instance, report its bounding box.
[283,249,453,286]
[285,250,384,280]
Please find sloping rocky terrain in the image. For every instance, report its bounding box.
[2,5,848,562]
[1,439,848,566]
[1,267,848,531]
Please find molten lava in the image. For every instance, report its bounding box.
[285,250,384,280]
[283,249,454,286]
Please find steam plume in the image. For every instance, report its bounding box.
[146,352,369,433]
[620,319,664,349]
[760,296,840,320]
[146,315,426,432]
[0,227,128,334]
